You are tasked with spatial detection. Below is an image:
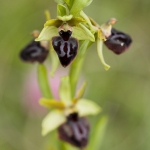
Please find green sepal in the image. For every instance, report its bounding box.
[39,98,65,109]
[59,76,72,107]
[42,110,66,136]
[57,15,73,22]
[70,0,93,15]
[97,37,110,70]
[44,19,63,27]
[87,116,108,150]
[37,64,53,99]
[35,26,58,41]
[72,23,95,42]
[57,4,67,16]
[76,98,101,117]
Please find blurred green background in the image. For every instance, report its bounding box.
[0,0,150,149]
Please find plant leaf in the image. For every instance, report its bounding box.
[87,116,108,150]
[59,76,72,106]
[76,98,101,117]
[70,0,93,15]
[42,110,66,136]
[72,23,95,42]
[57,4,67,16]
[97,38,110,70]
[37,64,53,98]
[35,26,58,41]
[39,98,65,109]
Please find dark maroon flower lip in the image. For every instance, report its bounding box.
[52,32,78,67]
[58,113,90,148]
[104,28,132,55]
[20,40,49,63]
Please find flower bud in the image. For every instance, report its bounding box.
[52,35,78,67]
[104,28,132,54]
[58,113,90,148]
[20,40,49,63]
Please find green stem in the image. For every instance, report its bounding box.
[69,40,92,97]
[37,63,53,99]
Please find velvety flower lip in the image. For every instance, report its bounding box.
[20,40,49,63]
[52,35,78,67]
[104,28,132,54]
[58,113,90,148]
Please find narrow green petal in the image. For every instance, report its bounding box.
[42,110,66,136]
[76,98,101,117]
[44,19,63,27]
[45,10,51,21]
[35,26,58,41]
[72,23,95,42]
[37,64,53,99]
[87,116,108,150]
[97,38,110,70]
[39,98,65,109]
[59,76,72,106]
[67,17,85,26]
[80,11,97,33]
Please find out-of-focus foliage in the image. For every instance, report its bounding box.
[0,0,150,150]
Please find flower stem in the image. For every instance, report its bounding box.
[37,64,53,99]
[69,40,92,97]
